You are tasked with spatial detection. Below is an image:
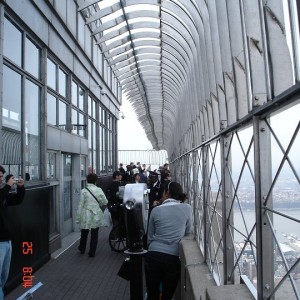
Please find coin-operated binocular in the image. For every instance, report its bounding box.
[123,183,149,252]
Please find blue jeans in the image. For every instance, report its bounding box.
[0,241,12,300]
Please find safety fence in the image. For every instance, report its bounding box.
[171,86,300,300]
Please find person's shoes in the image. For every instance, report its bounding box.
[78,246,84,254]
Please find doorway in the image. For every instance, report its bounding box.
[61,153,73,237]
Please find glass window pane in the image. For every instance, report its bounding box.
[59,100,67,130]
[79,87,84,110]
[47,58,56,90]
[81,156,87,177]
[3,65,21,131]
[88,118,92,148]
[78,113,85,137]
[1,128,21,175]
[92,121,96,149]
[72,108,78,134]
[25,37,40,79]
[72,81,77,105]
[47,152,56,179]
[58,68,66,97]
[98,106,101,123]
[102,109,105,125]
[47,93,57,125]
[25,80,40,181]
[3,18,22,66]
[99,126,103,172]
[88,96,92,116]
[92,100,96,119]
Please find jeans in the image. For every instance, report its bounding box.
[144,251,180,300]
[0,241,12,300]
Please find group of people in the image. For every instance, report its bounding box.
[0,161,191,300]
[0,166,26,300]
[75,161,193,300]
[118,161,149,184]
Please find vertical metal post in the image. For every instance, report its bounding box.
[128,253,144,300]
[202,143,209,260]
[192,150,198,235]
[221,134,234,284]
[253,116,274,299]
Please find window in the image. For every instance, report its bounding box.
[47,58,67,98]
[100,125,106,173]
[47,58,56,90]
[2,66,22,176]
[72,81,85,109]
[3,17,22,66]
[47,93,57,125]
[71,81,86,136]
[2,66,22,131]
[88,119,97,173]
[47,93,67,130]
[59,100,67,129]
[72,81,78,106]
[81,156,87,177]
[25,37,40,79]
[72,108,78,134]
[25,79,40,181]
[47,152,56,179]
[58,68,67,97]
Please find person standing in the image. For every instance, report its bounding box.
[133,173,140,183]
[144,181,193,300]
[118,163,125,176]
[76,173,108,257]
[0,166,25,300]
[107,171,123,226]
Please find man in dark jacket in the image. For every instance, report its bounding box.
[0,166,25,300]
[107,171,123,226]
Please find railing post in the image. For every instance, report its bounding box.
[221,134,234,284]
[202,144,209,261]
[253,116,274,299]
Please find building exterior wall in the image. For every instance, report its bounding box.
[0,1,121,287]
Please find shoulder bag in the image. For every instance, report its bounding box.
[85,187,106,212]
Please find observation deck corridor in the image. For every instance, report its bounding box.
[5,227,131,300]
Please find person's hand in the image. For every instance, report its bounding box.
[17,178,24,187]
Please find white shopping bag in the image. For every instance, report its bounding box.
[104,208,112,227]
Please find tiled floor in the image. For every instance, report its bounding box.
[5,227,136,300]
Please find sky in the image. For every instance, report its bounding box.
[118,97,153,150]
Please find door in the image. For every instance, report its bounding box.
[61,153,73,237]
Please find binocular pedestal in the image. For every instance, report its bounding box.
[124,249,147,300]
[117,183,150,299]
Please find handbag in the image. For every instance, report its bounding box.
[117,257,132,280]
[103,208,112,227]
[85,187,106,212]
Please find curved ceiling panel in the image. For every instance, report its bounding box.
[78,0,202,151]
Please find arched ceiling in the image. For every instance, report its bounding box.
[77,0,201,151]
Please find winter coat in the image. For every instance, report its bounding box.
[76,183,108,229]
